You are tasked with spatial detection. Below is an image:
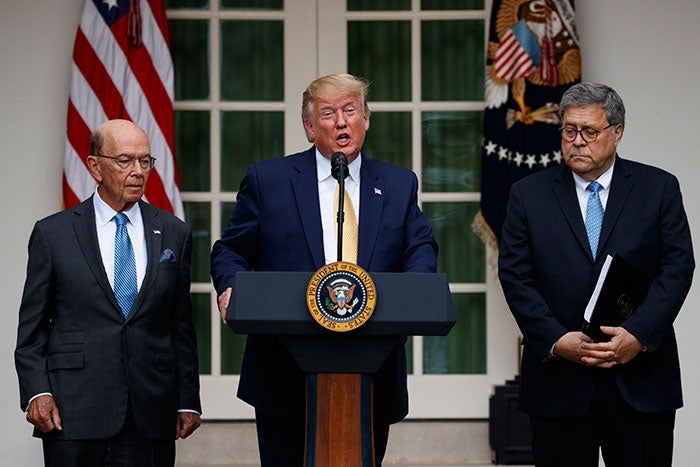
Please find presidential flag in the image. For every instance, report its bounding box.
[473,0,580,254]
[63,0,183,219]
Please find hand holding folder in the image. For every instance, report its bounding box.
[582,253,652,342]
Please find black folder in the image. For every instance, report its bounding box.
[582,253,652,342]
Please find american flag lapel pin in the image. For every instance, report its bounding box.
[374,187,382,196]
[153,229,162,235]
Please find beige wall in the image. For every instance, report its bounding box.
[2,0,699,464]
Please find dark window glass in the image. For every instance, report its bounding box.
[348,21,411,102]
[423,202,485,283]
[164,0,209,8]
[421,0,483,9]
[424,293,486,374]
[422,111,482,192]
[175,110,211,191]
[348,0,410,10]
[221,0,283,9]
[183,202,211,283]
[191,293,211,374]
[169,20,209,100]
[362,112,411,169]
[220,21,283,101]
[221,111,284,191]
[422,20,483,101]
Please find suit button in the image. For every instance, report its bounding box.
[121,357,127,364]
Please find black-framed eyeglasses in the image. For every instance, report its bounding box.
[93,154,156,170]
[558,124,613,143]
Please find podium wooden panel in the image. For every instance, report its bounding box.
[306,373,374,466]
[230,271,454,466]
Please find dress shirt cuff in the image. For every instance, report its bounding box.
[544,342,557,362]
[178,409,202,416]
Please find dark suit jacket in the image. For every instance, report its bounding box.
[15,198,201,440]
[210,147,438,425]
[498,156,694,418]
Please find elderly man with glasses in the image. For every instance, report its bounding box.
[498,82,694,467]
[15,119,201,467]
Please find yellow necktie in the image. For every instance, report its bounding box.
[334,185,358,264]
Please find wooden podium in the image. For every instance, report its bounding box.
[230,271,455,466]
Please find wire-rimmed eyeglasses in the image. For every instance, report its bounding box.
[93,154,156,170]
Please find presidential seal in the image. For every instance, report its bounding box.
[615,293,636,319]
[306,261,377,332]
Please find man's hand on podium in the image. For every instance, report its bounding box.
[218,287,232,324]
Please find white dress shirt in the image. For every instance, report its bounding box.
[316,149,361,265]
[93,188,147,291]
[572,160,615,220]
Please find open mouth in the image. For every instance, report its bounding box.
[337,133,350,145]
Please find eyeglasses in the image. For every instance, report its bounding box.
[93,154,156,170]
[558,124,613,143]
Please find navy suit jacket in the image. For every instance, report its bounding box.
[210,147,438,424]
[498,156,694,418]
[15,198,201,440]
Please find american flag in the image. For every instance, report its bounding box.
[63,0,183,219]
[493,19,541,82]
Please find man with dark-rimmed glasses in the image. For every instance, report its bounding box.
[499,82,694,466]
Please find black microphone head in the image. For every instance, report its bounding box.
[330,151,348,180]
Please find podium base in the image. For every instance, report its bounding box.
[305,373,374,467]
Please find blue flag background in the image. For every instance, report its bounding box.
[474,0,581,253]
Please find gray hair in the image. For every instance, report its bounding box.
[559,82,625,129]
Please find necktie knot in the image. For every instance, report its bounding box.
[587,181,602,194]
[114,212,128,227]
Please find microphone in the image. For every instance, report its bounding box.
[331,152,348,181]
[331,152,348,261]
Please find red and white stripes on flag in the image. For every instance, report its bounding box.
[64,0,183,219]
[493,19,540,82]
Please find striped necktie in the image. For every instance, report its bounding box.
[113,213,138,318]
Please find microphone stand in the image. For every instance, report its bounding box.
[331,152,348,262]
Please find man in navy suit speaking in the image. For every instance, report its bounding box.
[210,73,438,466]
[498,83,694,467]
[15,120,201,467]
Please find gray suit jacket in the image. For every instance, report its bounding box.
[15,197,201,440]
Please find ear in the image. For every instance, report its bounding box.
[303,118,316,141]
[613,123,623,145]
[86,155,103,183]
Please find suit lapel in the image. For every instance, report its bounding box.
[71,197,123,315]
[357,158,383,269]
[131,201,163,319]
[598,157,632,255]
[552,165,592,260]
[291,149,326,270]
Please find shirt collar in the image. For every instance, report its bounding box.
[315,148,362,184]
[93,187,142,227]
[572,159,615,192]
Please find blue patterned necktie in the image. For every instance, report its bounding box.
[113,213,138,318]
[585,181,604,260]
